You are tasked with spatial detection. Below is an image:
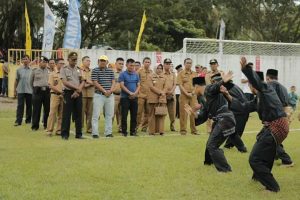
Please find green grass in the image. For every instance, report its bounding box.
[0,109,300,200]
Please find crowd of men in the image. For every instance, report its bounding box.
[12,52,300,192]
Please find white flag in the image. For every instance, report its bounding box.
[219,19,226,40]
[42,0,56,58]
[63,0,81,49]
[219,19,226,55]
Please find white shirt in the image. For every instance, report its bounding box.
[175,85,181,95]
[241,73,252,94]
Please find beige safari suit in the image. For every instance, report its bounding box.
[47,70,63,134]
[137,67,153,130]
[147,73,167,135]
[177,69,198,135]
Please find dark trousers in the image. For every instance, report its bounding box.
[0,78,2,94]
[61,90,82,138]
[31,88,50,130]
[121,97,138,135]
[15,93,32,124]
[1,76,8,96]
[276,144,293,164]
[204,122,232,172]
[249,128,280,192]
[175,94,180,118]
[224,114,249,151]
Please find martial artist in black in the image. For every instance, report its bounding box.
[226,58,289,192]
[186,75,235,172]
[215,76,248,153]
[266,69,294,166]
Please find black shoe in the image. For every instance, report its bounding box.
[130,133,138,136]
[62,136,68,140]
[238,147,248,153]
[170,128,176,132]
[160,133,164,136]
[14,122,21,126]
[31,128,38,131]
[106,134,113,138]
[204,161,213,166]
[123,133,128,137]
[92,135,99,139]
[25,121,31,124]
[75,136,86,139]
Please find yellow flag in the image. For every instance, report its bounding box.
[25,2,32,56]
[135,11,147,52]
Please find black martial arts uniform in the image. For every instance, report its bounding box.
[195,80,235,172]
[223,82,249,152]
[268,80,293,165]
[233,65,289,192]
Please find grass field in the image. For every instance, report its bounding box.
[0,102,300,200]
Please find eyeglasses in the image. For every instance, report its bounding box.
[157,68,163,70]
[71,59,77,62]
[185,62,192,64]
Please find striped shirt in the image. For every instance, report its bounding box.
[91,67,114,93]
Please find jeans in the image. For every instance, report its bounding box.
[92,93,114,136]
[1,77,8,96]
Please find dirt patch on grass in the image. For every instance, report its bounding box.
[0,97,17,111]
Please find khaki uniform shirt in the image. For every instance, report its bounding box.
[48,70,63,93]
[138,67,153,98]
[60,65,82,90]
[31,67,49,87]
[113,71,122,94]
[164,71,176,98]
[147,73,167,104]
[176,69,198,95]
[81,67,94,97]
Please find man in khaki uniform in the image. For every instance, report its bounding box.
[177,58,198,135]
[81,56,94,133]
[163,58,176,131]
[113,57,124,133]
[205,58,222,133]
[60,52,85,140]
[48,59,56,73]
[137,57,153,132]
[47,58,64,135]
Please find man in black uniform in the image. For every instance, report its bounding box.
[222,58,289,192]
[222,78,249,153]
[30,56,50,130]
[266,69,294,167]
[60,52,85,140]
[185,74,236,172]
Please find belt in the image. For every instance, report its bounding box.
[113,92,120,95]
[34,86,49,91]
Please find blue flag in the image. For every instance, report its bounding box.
[63,0,81,49]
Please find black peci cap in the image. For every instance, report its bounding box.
[256,71,264,81]
[163,58,172,63]
[175,64,182,70]
[266,69,278,77]
[193,77,206,86]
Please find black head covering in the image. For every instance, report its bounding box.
[266,69,278,77]
[192,77,206,86]
[256,71,264,81]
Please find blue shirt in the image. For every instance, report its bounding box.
[118,70,140,98]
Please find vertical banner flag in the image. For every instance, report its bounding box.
[25,2,32,56]
[255,56,261,71]
[42,0,56,58]
[135,11,147,52]
[63,0,81,49]
[218,19,225,54]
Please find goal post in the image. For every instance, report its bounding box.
[183,38,300,56]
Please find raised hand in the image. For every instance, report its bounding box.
[221,71,233,83]
[240,57,247,69]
